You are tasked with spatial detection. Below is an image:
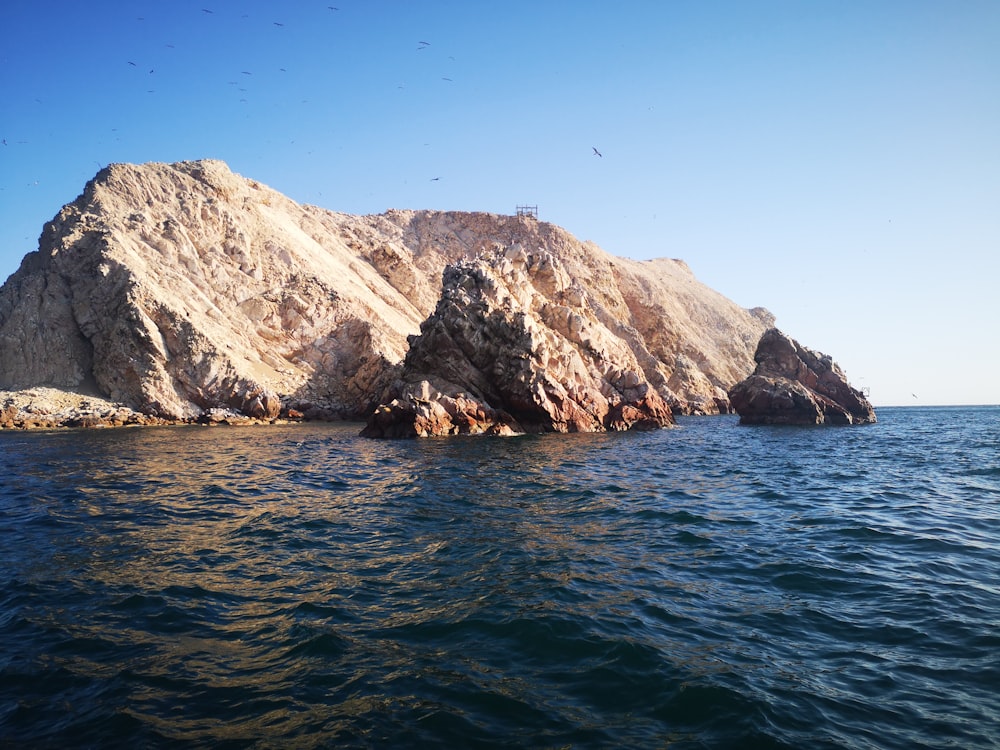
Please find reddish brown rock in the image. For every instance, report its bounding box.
[728,329,876,425]
[362,247,676,438]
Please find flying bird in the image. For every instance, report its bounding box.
[592,146,602,157]
[430,177,440,181]
[128,61,136,66]
[202,8,213,13]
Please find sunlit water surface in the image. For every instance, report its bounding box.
[1,406,998,749]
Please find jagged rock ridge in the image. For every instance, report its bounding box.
[362,246,675,437]
[0,159,774,422]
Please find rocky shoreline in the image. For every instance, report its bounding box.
[0,387,306,430]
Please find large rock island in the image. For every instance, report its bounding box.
[0,159,774,429]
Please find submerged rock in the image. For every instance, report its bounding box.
[362,246,675,437]
[728,328,876,425]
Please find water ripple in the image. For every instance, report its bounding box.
[1,407,998,748]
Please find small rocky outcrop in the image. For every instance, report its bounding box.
[0,387,312,430]
[362,246,675,437]
[0,388,170,429]
[728,328,876,425]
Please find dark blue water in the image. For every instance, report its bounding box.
[1,406,998,749]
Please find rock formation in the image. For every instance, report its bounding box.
[361,246,675,437]
[0,159,774,426]
[728,328,876,425]
[0,388,169,429]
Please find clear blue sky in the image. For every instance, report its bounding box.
[2,1,997,405]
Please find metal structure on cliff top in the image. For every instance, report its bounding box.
[515,205,538,219]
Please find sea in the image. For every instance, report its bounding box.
[1,406,997,749]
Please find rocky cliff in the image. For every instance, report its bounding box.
[0,159,773,423]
